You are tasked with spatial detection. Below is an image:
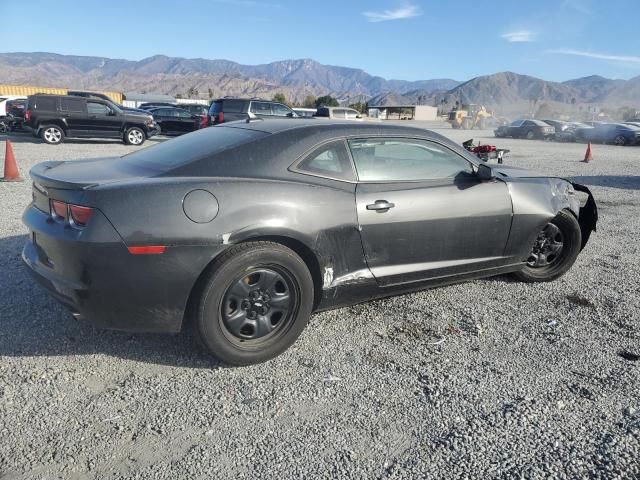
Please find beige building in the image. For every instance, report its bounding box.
[368,104,438,121]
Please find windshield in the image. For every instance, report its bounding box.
[120,126,267,171]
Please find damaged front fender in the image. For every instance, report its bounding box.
[572,182,598,250]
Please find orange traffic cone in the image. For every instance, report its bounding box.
[582,143,593,163]
[1,139,22,182]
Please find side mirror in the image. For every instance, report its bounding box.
[476,163,496,180]
[108,109,116,116]
[286,112,294,117]
[356,115,362,119]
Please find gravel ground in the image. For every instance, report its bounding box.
[0,130,638,479]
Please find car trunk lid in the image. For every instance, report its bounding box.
[30,157,150,190]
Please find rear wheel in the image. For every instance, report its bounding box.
[194,241,314,365]
[614,135,627,146]
[124,127,145,146]
[41,125,64,145]
[512,210,581,282]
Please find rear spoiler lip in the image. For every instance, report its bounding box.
[29,162,99,191]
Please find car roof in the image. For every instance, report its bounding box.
[221,118,436,135]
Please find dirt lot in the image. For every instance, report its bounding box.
[1,129,639,479]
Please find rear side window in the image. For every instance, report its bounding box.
[60,98,85,113]
[209,101,222,115]
[222,100,244,113]
[295,140,355,182]
[32,97,58,111]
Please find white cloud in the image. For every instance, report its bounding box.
[501,30,536,42]
[548,49,640,64]
[363,4,422,22]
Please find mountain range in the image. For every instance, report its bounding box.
[0,52,638,115]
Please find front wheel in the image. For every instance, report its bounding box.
[194,241,314,365]
[124,127,145,146]
[526,130,536,140]
[511,210,582,282]
[614,135,627,146]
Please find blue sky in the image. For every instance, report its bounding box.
[2,0,639,81]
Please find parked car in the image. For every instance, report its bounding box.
[67,91,147,115]
[0,95,27,117]
[315,107,362,120]
[176,103,209,116]
[542,119,590,142]
[494,119,555,139]
[138,102,177,110]
[292,107,317,118]
[208,98,296,125]
[576,123,640,146]
[24,94,159,145]
[148,107,203,135]
[2,98,27,131]
[22,119,597,365]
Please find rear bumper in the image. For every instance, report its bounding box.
[22,204,223,333]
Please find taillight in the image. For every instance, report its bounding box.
[50,199,68,220]
[217,112,224,124]
[49,200,94,227]
[24,109,32,122]
[69,204,94,226]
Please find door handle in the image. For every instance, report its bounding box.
[366,200,395,212]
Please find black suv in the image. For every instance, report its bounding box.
[208,98,296,125]
[24,95,160,145]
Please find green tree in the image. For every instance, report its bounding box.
[348,102,366,113]
[208,87,215,99]
[175,93,183,99]
[303,95,316,108]
[186,86,199,98]
[272,92,288,105]
[315,95,339,107]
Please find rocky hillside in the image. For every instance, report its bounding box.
[0,52,638,113]
[0,52,459,103]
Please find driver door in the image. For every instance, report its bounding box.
[351,137,513,286]
[86,101,122,138]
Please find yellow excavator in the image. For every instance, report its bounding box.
[448,104,493,129]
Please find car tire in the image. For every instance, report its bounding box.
[40,125,64,145]
[512,210,582,283]
[194,241,314,365]
[124,127,145,146]
[614,135,627,146]
[526,130,536,140]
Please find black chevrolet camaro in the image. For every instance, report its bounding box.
[22,120,597,365]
